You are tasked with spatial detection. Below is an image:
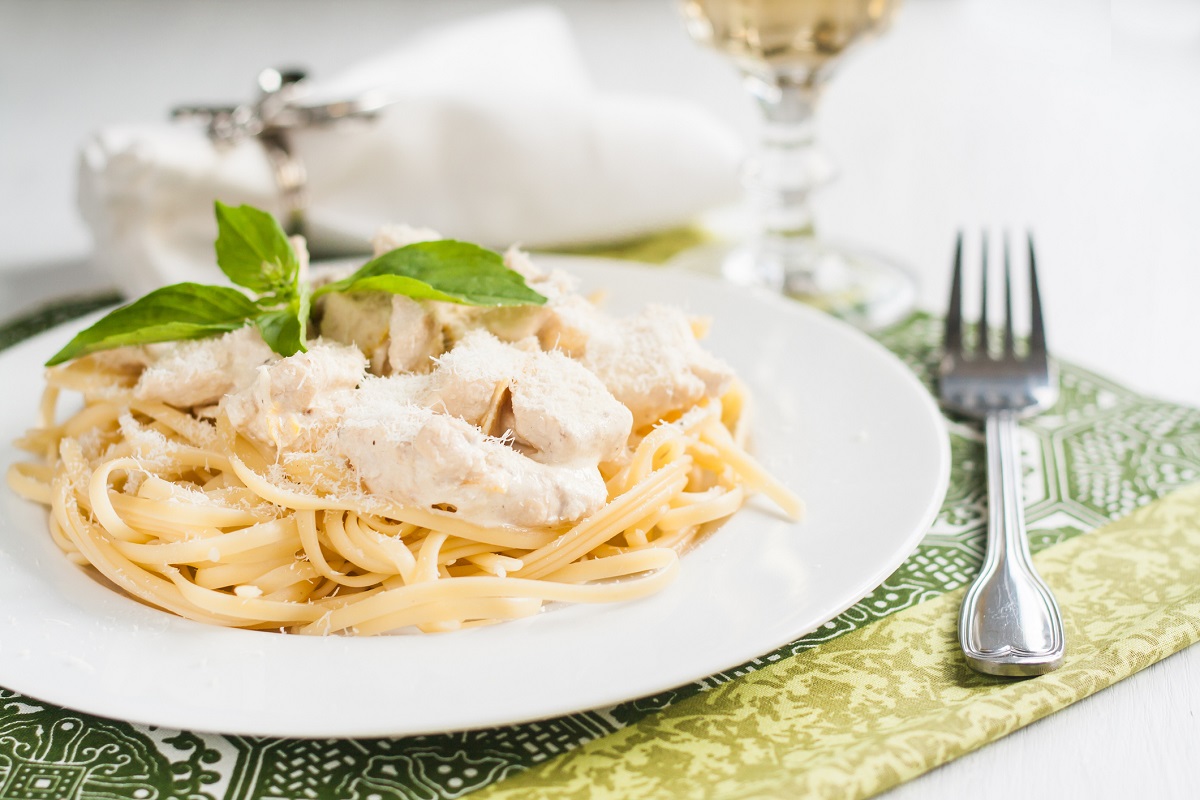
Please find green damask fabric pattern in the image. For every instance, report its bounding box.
[0,303,1198,800]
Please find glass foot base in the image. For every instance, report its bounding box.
[669,239,916,331]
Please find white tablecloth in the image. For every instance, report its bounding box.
[1,0,1197,796]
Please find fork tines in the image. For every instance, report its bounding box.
[943,231,1047,363]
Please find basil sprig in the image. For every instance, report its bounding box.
[46,202,546,366]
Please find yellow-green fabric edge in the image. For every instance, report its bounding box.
[470,481,1200,800]
[536,226,712,265]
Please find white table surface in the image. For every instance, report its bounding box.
[1,0,1197,796]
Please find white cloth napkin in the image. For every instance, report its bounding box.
[77,5,742,296]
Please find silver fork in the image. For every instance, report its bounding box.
[940,232,1065,676]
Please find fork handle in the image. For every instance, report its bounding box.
[958,411,1066,676]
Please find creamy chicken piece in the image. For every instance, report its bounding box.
[336,388,608,529]
[319,292,442,375]
[421,330,632,465]
[545,301,734,429]
[222,342,366,451]
[316,292,392,372]
[89,345,157,374]
[134,326,276,408]
[536,293,600,357]
[417,330,523,423]
[386,295,442,373]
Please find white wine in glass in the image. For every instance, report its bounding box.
[680,0,913,329]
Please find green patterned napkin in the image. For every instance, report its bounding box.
[0,298,1198,800]
[473,484,1200,800]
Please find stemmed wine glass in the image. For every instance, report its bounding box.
[679,0,913,329]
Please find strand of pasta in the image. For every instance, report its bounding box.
[47,514,86,564]
[296,509,389,588]
[165,569,332,624]
[415,532,449,584]
[322,510,401,576]
[464,552,524,577]
[193,555,304,590]
[348,596,544,636]
[657,485,746,532]
[37,382,62,429]
[297,547,680,636]
[700,416,805,520]
[6,463,53,505]
[113,518,300,568]
[513,459,690,580]
[340,513,418,583]
[108,492,265,535]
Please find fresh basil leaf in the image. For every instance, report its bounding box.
[46,284,258,366]
[255,285,310,358]
[214,201,299,295]
[316,274,493,305]
[255,309,304,358]
[313,241,547,306]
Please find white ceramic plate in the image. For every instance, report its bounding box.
[0,257,949,738]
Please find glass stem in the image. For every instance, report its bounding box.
[738,74,832,290]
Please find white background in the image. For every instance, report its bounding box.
[1,0,1197,796]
